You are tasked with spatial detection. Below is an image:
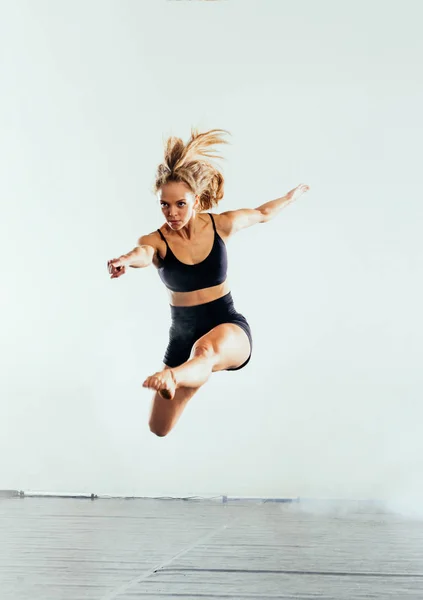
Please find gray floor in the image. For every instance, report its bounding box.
[1,497,423,599]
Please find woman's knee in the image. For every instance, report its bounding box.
[191,341,216,362]
[149,419,171,437]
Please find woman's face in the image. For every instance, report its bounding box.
[158,182,199,229]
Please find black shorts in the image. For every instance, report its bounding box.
[163,292,252,371]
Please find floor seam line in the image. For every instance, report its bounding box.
[99,510,244,600]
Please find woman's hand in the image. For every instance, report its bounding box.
[107,257,128,279]
[285,183,310,202]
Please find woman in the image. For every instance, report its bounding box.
[108,129,309,436]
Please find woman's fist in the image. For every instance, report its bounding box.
[107,257,127,279]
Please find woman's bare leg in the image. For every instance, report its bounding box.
[143,323,250,400]
[149,374,200,437]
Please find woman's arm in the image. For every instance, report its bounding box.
[107,234,157,279]
[125,236,156,268]
[218,183,309,235]
[119,234,157,268]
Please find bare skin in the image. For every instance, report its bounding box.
[108,181,309,435]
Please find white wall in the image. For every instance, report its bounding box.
[1,0,422,508]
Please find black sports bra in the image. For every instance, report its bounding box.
[157,213,228,292]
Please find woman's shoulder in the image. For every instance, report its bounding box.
[209,211,232,238]
[137,229,169,266]
[138,229,165,249]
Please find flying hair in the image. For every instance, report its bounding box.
[154,128,230,211]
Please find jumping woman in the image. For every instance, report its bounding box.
[108,129,309,436]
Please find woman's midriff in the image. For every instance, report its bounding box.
[168,280,231,307]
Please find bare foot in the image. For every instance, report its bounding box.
[143,369,176,400]
[285,183,310,202]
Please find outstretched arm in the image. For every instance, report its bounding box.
[257,183,310,223]
[219,184,309,235]
[107,234,156,279]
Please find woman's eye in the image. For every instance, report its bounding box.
[178,202,185,207]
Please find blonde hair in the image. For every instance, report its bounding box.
[154,128,229,211]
